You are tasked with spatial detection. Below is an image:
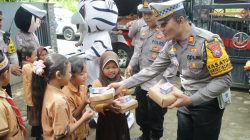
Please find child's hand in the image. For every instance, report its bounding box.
[104,101,120,113]
[84,98,90,105]
[82,110,94,122]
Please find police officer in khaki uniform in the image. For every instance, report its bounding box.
[0,11,22,97]
[127,14,146,48]
[110,0,233,140]
[125,1,169,140]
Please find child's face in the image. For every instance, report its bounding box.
[1,68,10,86]
[103,61,119,79]
[72,67,87,86]
[39,50,48,61]
[26,49,37,63]
[61,63,72,86]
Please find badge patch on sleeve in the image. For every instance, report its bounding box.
[207,41,222,58]
[205,39,233,77]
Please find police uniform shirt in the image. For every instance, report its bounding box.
[128,25,166,91]
[128,18,146,47]
[0,30,19,65]
[122,24,232,106]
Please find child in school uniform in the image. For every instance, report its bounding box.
[36,46,48,61]
[31,54,94,140]
[91,51,130,140]
[21,45,42,139]
[0,50,25,140]
[62,56,90,140]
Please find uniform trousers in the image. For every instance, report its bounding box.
[177,98,224,140]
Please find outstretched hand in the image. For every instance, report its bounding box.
[168,92,192,109]
[10,64,22,76]
[107,82,124,95]
[124,66,133,79]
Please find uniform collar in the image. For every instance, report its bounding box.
[68,81,80,94]
[0,89,8,98]
[23,61,33,65]
[141,26,160,38]
[172,23,197,46]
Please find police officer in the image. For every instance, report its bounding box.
[0,11,22,97]
[127,12,145,49]
[109,0,233,140]
[125,0,169,140]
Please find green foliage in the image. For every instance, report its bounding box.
[56,0,77,12]
[0,0,78,12]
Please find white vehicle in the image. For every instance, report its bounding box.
[54,6,79,41]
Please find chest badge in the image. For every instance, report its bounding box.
[150,52,158,61]
[155,34,163,39]
[170,47,177,52]
[188,35,195,45]
[141,32,146,36]
[190,47,198,53]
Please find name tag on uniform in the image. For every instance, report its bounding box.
[217,89,231,109]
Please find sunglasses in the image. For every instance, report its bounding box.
[156,16,173,28]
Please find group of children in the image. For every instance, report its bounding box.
[0,42,133,140]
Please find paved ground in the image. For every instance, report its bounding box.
[11,38,250,140]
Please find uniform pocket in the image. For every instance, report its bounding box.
[187,60,204,75]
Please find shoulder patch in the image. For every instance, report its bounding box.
[205,39,233,77]
[207,41,222,58]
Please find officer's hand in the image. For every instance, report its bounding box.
[10,64,22,76]
[108,82,124,95]
[126,20,135,28]
[125,66,133,78]
[168,92,192,109]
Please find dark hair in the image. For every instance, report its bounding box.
[68,56,85,76]
[21,45,36,61]
[0,50,9,75]
[31,54,69,112]
[172,9,188,23]
[37,46,48,60]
